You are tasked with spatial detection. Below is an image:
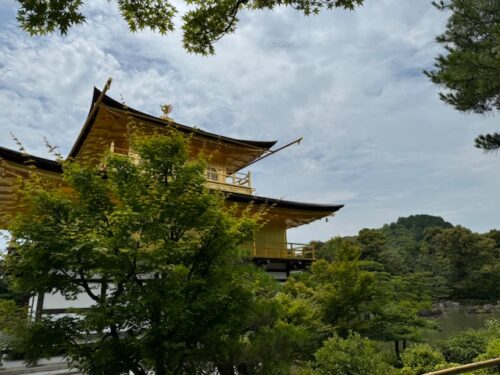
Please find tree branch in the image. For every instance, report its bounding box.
[78,268,100,302]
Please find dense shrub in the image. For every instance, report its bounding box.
[400,344,446,375]
[483,319,500,340]
[311,333,391,375]
[473,339,500,375]
[438,329,488,364]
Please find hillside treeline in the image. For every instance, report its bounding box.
[315,215,500,301]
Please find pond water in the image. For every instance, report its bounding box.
[424,306,500,342]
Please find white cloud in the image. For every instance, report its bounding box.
[0,0,499,247]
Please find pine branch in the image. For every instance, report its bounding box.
[475,132,500,152]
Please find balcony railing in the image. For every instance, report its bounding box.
[423,357,500,375]
[252,242,316,260]
[108,144,253,193]
[225,171,251,188]
[206,170,253,194]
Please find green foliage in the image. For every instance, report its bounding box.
[426,0,500,114]
[426,0,500,151]
[474,339,500,374]
[275,287,333,362]
[370,273,434,346]
[118,0,176,34]
[486,230,500,248]
[288,237,434,360]
[16,0,85,35]
[379,215,453,278]
[475,133,500,152]
[315,236,355,261]
[432,320,500,373]
[343,215,500,302]
[438,329,489,364]
[16,316,78,366]
[15,0,364,55]
[422,226,500,299]
[306,240,383,336]
[400,344,446,375]
[483,319,500,340]
[4,132,298,374]
[398,321,500,375]
[0,261,20,302]
[377,246,408,276]
[310,332,392,375]
[383,215,453,242]
[357,229,386,261]
[0,299,27,349]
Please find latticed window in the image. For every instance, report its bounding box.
[206,167,219,181]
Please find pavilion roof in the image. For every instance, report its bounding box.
[0,146,62,173]
[69,88,277,159]
[226,192,344,228]
[0,147,343,229]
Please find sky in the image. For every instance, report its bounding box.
[0,0,499,245]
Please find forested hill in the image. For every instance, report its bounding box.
[382,215,453,241]
[316,215,500,301]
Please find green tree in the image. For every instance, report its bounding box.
[422,226,500,299]
[370,273,435,359]
[311,220,440,359]
[15,0,363,55]
[385,215,453,241]
[379,215,452,275]
[357,229,386,261]
[315,236,357,262]
[356,228,411,275]
[400,344,447,375]
[426,0,500,150]
[438,329,489,364]
[279,275,334,361]
[415,236,453,301]
[306,240,384,337]
[438,319,500,365]
[0,299,27,350]
[4,132,293,374]
[308,332,393,375]
[287,238,434,359]
[0,260,20,302]
[474,338,500,374]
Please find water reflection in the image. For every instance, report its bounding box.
[425,306,500,341]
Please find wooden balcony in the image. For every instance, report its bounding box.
[108,144,253,194]
[206,170,253,194]
[252,242,316,260]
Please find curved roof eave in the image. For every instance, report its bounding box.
[225,191,344,213]
[69,88,277,158]
[0,150,343,214]
[0,146,62,173]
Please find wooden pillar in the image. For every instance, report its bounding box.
[34,292,44,320]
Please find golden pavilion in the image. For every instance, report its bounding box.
[0,80,343,281]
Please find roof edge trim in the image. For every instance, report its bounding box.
[69,86,277,159]
[0,146,62,174]
[225,192,344,212]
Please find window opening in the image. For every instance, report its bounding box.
[206,167,219,181]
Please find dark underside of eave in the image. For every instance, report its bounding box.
[69,88,277,158]
[225,192,344,213]
[0,146,62,173]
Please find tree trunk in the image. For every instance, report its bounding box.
[152,315,166,375]
[151,274,167,375]
[394,340,401,359]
